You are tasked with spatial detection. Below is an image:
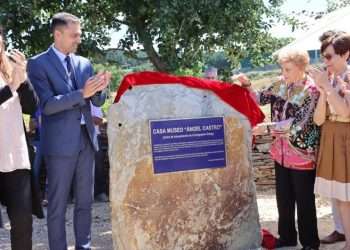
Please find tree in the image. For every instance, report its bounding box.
[326,0,350,12]
[0,0,291,72]
[0,0,117,58]
[112,0,290,72]
[289,0,350,30]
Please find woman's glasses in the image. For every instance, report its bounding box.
[322,53,334,61]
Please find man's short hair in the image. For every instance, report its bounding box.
[50,12,80,33]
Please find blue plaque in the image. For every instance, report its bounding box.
[150,117,226,174]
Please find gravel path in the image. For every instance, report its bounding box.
[0,188,345,250]
[0,203,112,250]
[257,186,344,250]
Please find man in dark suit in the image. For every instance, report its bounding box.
[28,12,110,250]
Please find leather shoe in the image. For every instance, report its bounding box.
[275,238,297,248]
[320,230,345,244]
[94,193,109,202]
[300,247,319,250]
[320,231,345,244]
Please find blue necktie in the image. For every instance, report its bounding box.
[65,56,78,89]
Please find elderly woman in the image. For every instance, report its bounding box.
[237,49,320,250]
[0,26,39,250]
[311,33,350,250]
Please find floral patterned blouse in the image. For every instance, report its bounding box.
[258,75,320,153]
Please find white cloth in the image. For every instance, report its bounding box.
[0,77,31,172]
[314,177,350,202]
[90,102,103,135]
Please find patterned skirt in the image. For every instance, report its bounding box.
[314,120,350,201]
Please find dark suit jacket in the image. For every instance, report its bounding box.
[28,47,106,156]
[0,80,44,219]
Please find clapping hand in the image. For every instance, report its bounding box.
[82,71,112,98]
[335,75,350,97]
[309,66,331,93]
[95,71,112,92]
[8,50,27,91]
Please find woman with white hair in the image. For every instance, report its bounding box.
[237,49,320,250]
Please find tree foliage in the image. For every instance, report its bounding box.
[0,0,117,58]
[326,0,350,12]
[111,0,289,72]
[0,0,291,72]
[289,0,350,31]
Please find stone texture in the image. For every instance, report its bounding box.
[108,84,261,250]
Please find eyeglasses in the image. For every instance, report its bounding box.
[322,53,334,61]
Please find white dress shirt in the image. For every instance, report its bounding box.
[90,102,103,135]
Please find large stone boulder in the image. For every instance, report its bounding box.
[108,84,261,250]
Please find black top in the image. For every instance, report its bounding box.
[0,80,38,114]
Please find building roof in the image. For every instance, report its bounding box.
[275,6,350,54]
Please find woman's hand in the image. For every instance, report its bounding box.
[335,75,350,97]
[252,124,268,136]
[309,66,331,92]
[231,73,251,87]
[8,50,27,91]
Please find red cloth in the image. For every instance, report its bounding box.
[261,228,277,249]
[114,71,265,127]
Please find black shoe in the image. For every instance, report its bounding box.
[320,230,345,244]
[300,247,319,250]
[275,238,297,248]
[94,193,109,202]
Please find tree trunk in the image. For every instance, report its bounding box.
[135,21,169,72]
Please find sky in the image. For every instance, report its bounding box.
[270,0,328,38]
[107,0,329,48]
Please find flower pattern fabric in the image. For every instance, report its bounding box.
[258,76,320,153]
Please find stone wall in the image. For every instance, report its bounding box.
[252,135,275,186]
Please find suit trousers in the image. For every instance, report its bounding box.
[0,169,33,250]
[94,135,107,196]
[46,126,94,250]
[275,162,319,248]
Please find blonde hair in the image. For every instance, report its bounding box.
[277,49,310,70]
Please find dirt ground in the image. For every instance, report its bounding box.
[256,186,345,250]
[0,186,346,250]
